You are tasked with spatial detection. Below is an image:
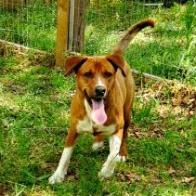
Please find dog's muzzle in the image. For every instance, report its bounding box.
[94,85,106,100]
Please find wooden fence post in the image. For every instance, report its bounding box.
[69,0,86,52]
[55,0,85,68]
[55,0,69,68]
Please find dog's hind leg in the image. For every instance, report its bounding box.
[118,134,128,162]
[48,129,78,184]
[118,125,129,162]
[118,104,131,162]
[92,134,104,151]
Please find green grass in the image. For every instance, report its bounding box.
[0,1,195,83]
[0,1,56,52]
[0,55,195,195]
[0,1,195,194]
[84,2,196,83]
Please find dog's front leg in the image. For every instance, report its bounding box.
[49,129,78,184]
[98,129,123,178]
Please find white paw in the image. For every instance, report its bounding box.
[98,166,114,178]
[92,141,104,151]
[116,155,127,162]
[48,170,65,184]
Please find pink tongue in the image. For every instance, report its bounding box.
[91,99,107,125]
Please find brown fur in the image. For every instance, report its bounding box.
[113,19,155,54]
[64,19,155,157]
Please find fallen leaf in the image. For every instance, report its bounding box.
[172,96,182,106]
[181,177,195,183]
[168,167,176,175]
[157,105,170,118]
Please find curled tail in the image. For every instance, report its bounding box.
[113,19,155,54]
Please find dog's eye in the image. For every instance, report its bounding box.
[103,72,113,78]
[83,72,94,78]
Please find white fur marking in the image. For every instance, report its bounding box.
[77,100,116,135]
[92,141,104,151]
[49,147,73,184]
[76,100,93,133]
[99,135,121,178]
[77,116,93,133]
[116,155,126,162]
[97,77,105,88]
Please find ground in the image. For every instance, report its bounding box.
[0,54,195,195]
[0,1,195,195]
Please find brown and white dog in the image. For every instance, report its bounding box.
[49,19,154,184]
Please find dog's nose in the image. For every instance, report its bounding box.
[95,86,106,97]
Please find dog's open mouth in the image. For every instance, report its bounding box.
[84,91,107,125]
[91,99,107,125]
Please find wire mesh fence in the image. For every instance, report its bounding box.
[83,0,195,83]
[0,0,57,52]
[0,0,195,83]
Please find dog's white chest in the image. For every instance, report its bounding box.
[76,117,116,135]
[76,100,116,135]
[77,116,93,133]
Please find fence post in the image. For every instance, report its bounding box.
[69,0,86,52]
[55,0,85,67]
[55,0,69,68]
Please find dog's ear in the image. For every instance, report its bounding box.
[106,53,126,77]
[65,56,88,75]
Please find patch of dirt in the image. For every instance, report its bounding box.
[137,80,196,118]
[131,80,195,138]
[128,122,165,139]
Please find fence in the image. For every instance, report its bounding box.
[0,0,195,83]
[0,0,56,51]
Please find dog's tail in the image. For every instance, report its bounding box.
[113,19,155,54]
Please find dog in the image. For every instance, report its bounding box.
[49,19,155,184]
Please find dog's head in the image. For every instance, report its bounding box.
[64,54,126,124]
[65,54,126,101]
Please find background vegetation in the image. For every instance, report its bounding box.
[0,0,195,195]
[0,0,195,83]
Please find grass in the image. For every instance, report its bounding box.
[84,2,196,83]
[0,1,195,83]
[0,1,56,52]
[0,54,195,195]
[0,1,195,195]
